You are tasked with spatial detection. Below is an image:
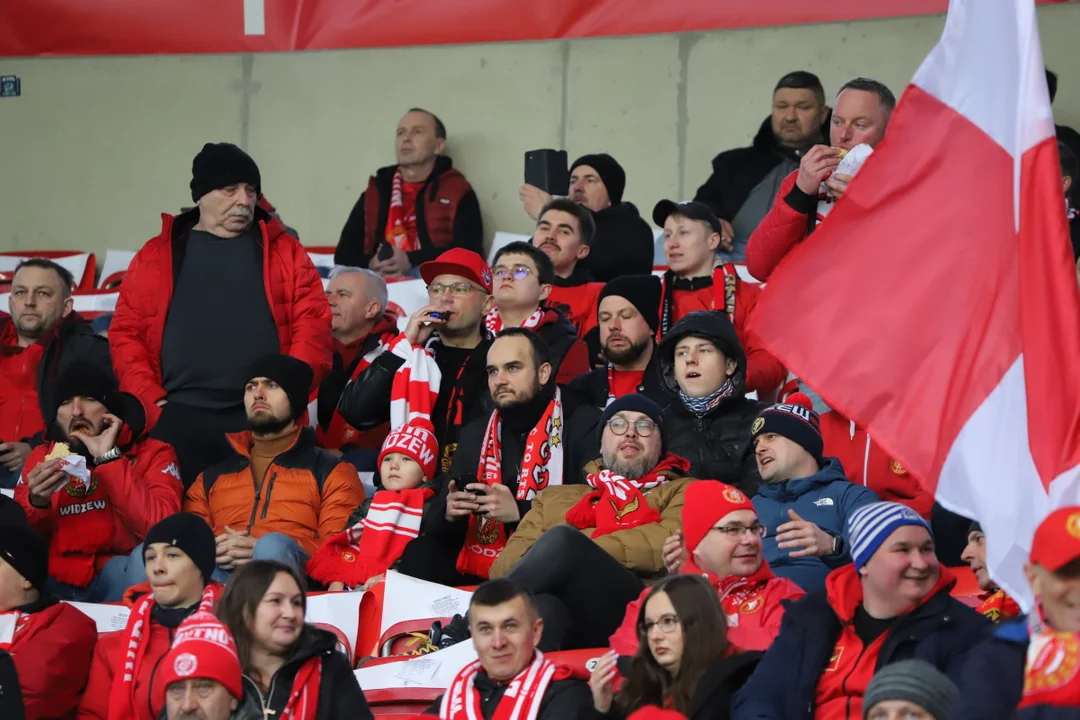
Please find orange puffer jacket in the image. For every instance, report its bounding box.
[183,427,364,557]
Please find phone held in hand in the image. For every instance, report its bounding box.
[525,149,569,196]
[377,242,394,261]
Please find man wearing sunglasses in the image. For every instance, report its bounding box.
[488,394,695,651]
[488,242,590,384]
[609,480,805,658]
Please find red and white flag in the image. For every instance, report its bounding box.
[751,0,1080,607]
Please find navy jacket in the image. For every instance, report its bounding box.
[952,617,1080,720]
[752,457,879,591]
[732,568,991,719]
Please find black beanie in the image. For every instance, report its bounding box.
[751,398,823,461]
[245,354,314,420]
[600,394,665,448]
[571,153,626,205]
[0,524,49,593]
[143,513,217,582]
[598,275,662,332]
[52,361,115,413]
[863,659,957,720]
[0,494,27,528]
[190,143,262,203]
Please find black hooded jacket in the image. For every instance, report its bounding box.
[658,311,765,495]
[587,202,655,282]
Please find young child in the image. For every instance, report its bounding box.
[307,417,440,591]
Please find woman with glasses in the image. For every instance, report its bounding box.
[589,574,761,720]
[216,560,371,720]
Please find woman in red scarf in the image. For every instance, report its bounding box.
[217,560,371,720]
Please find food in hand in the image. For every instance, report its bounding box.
[832,147,848,159]
[46,442,72,460]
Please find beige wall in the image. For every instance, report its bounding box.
[1,3,1078,260]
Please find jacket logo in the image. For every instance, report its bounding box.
[59,499,106,516]
[889,459,908,475]
[163,463,181,481]
[64,475,99,500]
[739,597,762,614]
[608,495,640,520]
[813,498,834,506]
[439,198,451,205]
[825,646,844,672]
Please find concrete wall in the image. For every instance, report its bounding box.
[1,3,1078,260]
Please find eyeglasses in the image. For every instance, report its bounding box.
[640,613,680,635]
[428,282,485,297]
[492,265,534,281]
[711,522,766,538]
[167,679,219,699]
[606,417,657,437]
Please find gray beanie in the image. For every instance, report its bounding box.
[863,660,957,720]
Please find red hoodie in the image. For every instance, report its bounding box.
[814,564,957,720]
[609,561,805,656]
[819,411,935,519]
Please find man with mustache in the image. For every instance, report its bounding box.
[531,198,603,336]
[483,394,694,651]
[110,143,331,489]
[399,329,598,586]
[694,71,830,262]
[0,259,112,488]
[335,108,483,277]
[519,154,654,282]
[960,521,1020,622]
[14,362,183,602]
[734,502,990,719]
[155,611,243,720]
[565,275,673,409]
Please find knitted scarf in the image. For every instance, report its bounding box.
[565,454,689,537]
[440,651,557,720]
[976,588,1022,623]
[1018,603,1080,710]
[679,378,738,418]
[456,388,564,579]
[385,167,420,252]
[109,583,221,720]
[307,487,435,588]
[659,264,738,337]
[484,306,545,335]
[278,656,322,720]
[386,333,442,430]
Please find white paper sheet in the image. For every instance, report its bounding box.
[67,601,131,633]
[380,571,473,637]
[305,591,365,657]
[355,639,478,690]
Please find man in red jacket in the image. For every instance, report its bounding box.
[653,199,785,398]
[0,522,98,719]
[532,198,603,336]
[109,143,331,489]
[745,78,896,282]
[80,512,221,720]
[609,480,804,655]
[15,362,183,602]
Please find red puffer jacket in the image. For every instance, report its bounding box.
[6,599,98,719]
[78,611,176,720]
[109,207,331,430]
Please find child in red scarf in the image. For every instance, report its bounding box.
[307,418,439,591]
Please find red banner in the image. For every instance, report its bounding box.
[1,0,1075,57]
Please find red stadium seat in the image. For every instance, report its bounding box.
[365,687,442,717]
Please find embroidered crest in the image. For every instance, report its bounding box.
[889,459,908,475]
[64,474,99,500]
[722,487,745,504]
[174,653,198,677]
[751,417,765,435]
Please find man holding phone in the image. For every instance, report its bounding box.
[520,153,653,282]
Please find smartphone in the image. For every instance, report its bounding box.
[471,486,488,516]
[377,242,394,261]
[525,149,569,196]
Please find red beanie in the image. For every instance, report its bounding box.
[628,706,688,720]
[152,611,243,709]
[379,418,439,480]
[682,481,756,555]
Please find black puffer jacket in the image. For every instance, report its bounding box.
[588,202,655,282]
[564,346,673,410]
[658,311,764,495]
[233,625,371,720]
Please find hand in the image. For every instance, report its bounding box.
[215,526,253,569]
[776,509,834,558]
[825,172,853,201]
[445,480,480,521]
[795,145,844,195]
[26,458,69,509]
[472,482,520,524]
[70,413,122,459]
[589,650,618,713]
[361,573,384,591]
[0,442,31,472]
[404,305,447,346]
[519,184,553,221]
[662,533,688,574]
[327,582,346,592]
[718,218,735,253]
[372,247,412,277]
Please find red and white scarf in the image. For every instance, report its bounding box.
[278,656,323,720]
[385,167,419,252]
[307,486,435,588]
[386,333,442,429]
[1019,603,1080,710]
[109,583,221,720]
[0,610,26,650]
[565,454,690,537]
[456,388,564,579]
[484,306,545,335]
[440,651,557,720]
[659,263,738,336]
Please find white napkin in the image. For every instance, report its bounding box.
[52,455,92,494]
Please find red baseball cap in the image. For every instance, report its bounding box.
[419,248,492,293]
[1029,506,1080,571]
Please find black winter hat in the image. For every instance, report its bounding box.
[0,524,49,593]
[751,397,823,462]
[190,143,262,203]
[245,354,314,420]
[863,659,957,720]
[143,513,217,583]
[571,154,626,205]
[600,394,665,446]
[0,494,27,528]
[52,361,115,411]
[598,275,662,332]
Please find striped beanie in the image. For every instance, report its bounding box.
[848,502,933,571]
[863,659,957,719]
